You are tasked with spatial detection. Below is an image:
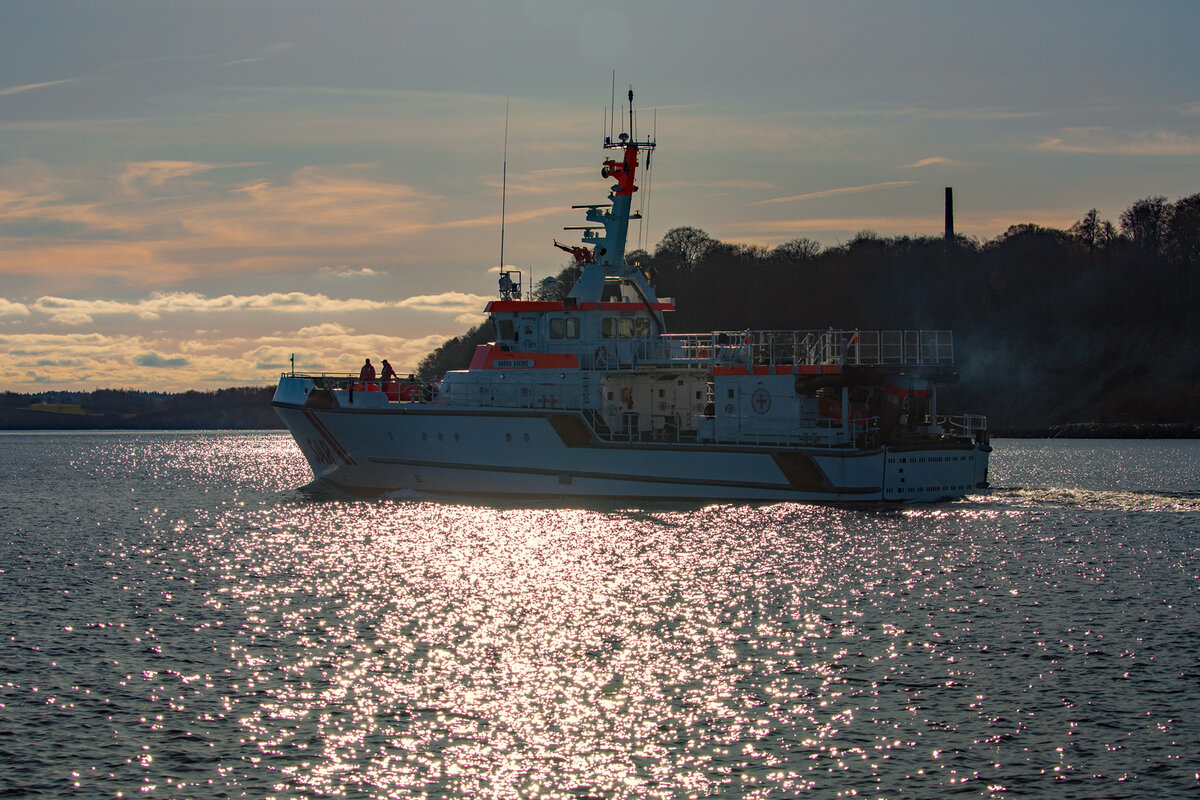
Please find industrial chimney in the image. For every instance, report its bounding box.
[944,187,955,242]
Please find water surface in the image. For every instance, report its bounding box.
[1,434,1197,798]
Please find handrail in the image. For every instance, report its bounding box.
[640,329,955,371]
[282,372,437,402]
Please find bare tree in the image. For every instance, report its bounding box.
[774,237,822,261]
[1120,196,1170,256]
[655,226,714,271]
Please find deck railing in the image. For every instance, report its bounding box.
[283,372,436,402]
[639,329,954,371]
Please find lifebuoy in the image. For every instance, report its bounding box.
[594,346,609,367]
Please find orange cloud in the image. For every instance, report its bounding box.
[752,181,917,206]
[1035,128,1200,156]
[0,162,482,290]
[25,290,495,324]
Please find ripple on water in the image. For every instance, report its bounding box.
[0,433,1197,798]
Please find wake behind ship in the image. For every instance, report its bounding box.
[273,93,990,502]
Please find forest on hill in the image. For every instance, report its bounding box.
[0,387,282,430]
[419,194,1200,436]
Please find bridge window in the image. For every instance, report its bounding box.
[602,318,617,338]
[635,318,651,337]
[549,318,564,339]
[618,318,634,338]
[565,317,580,338]
[497,319,514,340]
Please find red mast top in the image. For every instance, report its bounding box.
[601,142,640,197]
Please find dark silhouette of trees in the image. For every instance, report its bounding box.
[0,387,282,429]
[1120,196,1170,257]
[655,226,714,271]
[415,321,495,379]
[1169,193,1200,294]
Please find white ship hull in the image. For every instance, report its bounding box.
[274,385,988,502]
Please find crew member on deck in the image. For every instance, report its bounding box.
[359,358,376,381]
[379,359,397,382]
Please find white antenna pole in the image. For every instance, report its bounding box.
[642,106,656,249]
[610,71,616,141]
[500,97,509,275]
[628,86,634,141]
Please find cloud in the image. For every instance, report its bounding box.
[115,160,256,197]
[751,181,917,206]
[395,291,494,314]
[0,327,454,390]
[898,157,963,169]
[220,43,296,68]
[133,352,190,368]
[26,290,494,322]
[1177,101,1200,118]
[821,108,1041,121]
[0,78,76,97]
[0,163,444,289]
[290,323,355,337]
[738,215,944,236]
[318,265,385,278]
[0,299,30,317]
[1035,128,1200,156]
[48,310,95,325]
[437,205,563,230]
[455,312,488,326]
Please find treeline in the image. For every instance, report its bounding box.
[0,387,284,430]
[418,193,1200,434]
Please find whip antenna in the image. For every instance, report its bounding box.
[499,96,509,275]
[610,70,616,141]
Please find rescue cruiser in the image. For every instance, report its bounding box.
[273,96,990,502]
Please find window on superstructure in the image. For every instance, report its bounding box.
[565,317,580,338]
[549,318,564,339]
[618,318,634,338]
[498,319,514,340]
[602,318,617,338]
[635,318,651,337]
[602,278,623,302]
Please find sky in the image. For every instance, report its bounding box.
[2,0,1199,392]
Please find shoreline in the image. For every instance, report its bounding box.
[1,414,1196,439]
[991,422,1200,439]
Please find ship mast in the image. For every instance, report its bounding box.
[580,87,655,270]
[563,87,661,328]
